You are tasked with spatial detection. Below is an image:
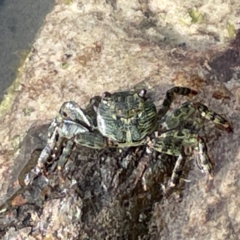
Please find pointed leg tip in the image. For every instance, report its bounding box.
[191,89,198,95]
[223,123,233,133]
[227,126,233,133]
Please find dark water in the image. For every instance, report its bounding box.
[0,0,55,102]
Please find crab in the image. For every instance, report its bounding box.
[25,87,232,193]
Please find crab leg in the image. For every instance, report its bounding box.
[39,120,90,165]
[25,100,101,185]
[150,130,213,174]
[194,136,213,175]
[192,102,233,132]
[157,87,198,120]
[57,128,109,171]
[148,129,213,196]
[159,99,233,133]
[40,100,99,161]
[159,101,197,130]
[168,152,185,189]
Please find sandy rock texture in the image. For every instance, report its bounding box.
[0,0,240,239]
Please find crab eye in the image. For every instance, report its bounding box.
[101,92,111,105]
[102,91,111,99]
[138,89,147,98]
